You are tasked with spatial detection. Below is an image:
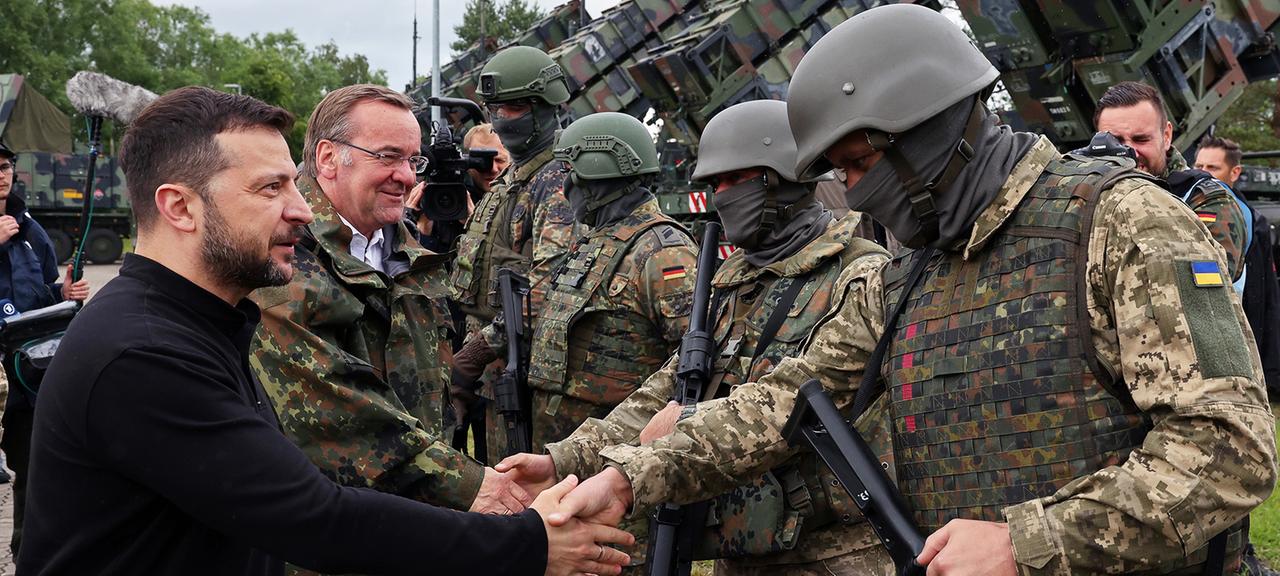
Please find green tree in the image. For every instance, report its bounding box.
[451,0,545,53]
[1214,79,1280,164]
[0,0,388,158]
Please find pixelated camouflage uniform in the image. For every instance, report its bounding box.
[548,214,895,575]
[1165,148,1247,282]
[249,177,480,514]
[449,147,585,463]
[600,136,1277,575]
[477,195,693,570]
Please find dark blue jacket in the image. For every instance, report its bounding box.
[0,194,62,314]
[1,193,63,409]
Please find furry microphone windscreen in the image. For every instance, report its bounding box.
[65,71,158,125]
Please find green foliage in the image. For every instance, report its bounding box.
[0,0,388,158]
[451,0,546,54]
[1214,79,1280,166]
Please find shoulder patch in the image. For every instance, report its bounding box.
[657,225,689,248]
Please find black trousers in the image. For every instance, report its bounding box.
[2,400,32,556]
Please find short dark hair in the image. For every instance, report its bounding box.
[121,86,294,230]
[1094,81,1166,127]
[1198,135,1243,168]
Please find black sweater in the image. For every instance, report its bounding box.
[18,254,547,575]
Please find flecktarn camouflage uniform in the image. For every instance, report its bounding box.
[250,177,480,533]
[450,147,585,463]
[599,136,1277,575]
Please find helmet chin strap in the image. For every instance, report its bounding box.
[752,168,807,247]
[864,97,985,247]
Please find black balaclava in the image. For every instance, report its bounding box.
[564,175,652,228]
[492,103,560,166]
[846,97,1038,250]
[714,171,832,267]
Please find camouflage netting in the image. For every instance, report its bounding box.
[65,71,157,125]
[0,74,72,154]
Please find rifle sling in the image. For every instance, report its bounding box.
[748,272,813,372]
[850,247,935,420]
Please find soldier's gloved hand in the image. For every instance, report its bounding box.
[533,475,633,576]
[453,337,497,385]
[495,453,558,497]
[916,519,1015,576]
[469,467,533,515]
[639,401,681,445]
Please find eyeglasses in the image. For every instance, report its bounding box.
[0,163,12,174]
[331,139,428,174]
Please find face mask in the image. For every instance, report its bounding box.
[713,175,770,250]
[565,173,593,225]
[492,105,559,164]
[845,156,934,249]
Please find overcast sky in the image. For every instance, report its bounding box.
[154,0,620,92]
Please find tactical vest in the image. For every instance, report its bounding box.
[527,207,690,405]
[450,147,558,321]
[695,221,883,562]
[880,157,1150,533]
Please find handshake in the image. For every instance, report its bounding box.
[472,455,638,576]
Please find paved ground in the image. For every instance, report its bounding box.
[0,263,120,574]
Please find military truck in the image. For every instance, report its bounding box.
[412,0,1280,249]
[0,74,130,265]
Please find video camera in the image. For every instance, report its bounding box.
[1069,131,1139,162]
[414,96,499,222]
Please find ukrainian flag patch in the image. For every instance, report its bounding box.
[662,265,687,281]
[1191,261,1224,287]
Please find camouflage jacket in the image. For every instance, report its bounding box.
[601,136,1277,575]
[521,197,696,448]
[1165,149,1247,281]
[449,146,583,331]
[547,214,890,565]
[250,177,483,512]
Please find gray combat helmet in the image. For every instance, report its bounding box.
[787,4,998,180]
[693,99,817,183]
[553,112,659,180]
[478,46,571,105]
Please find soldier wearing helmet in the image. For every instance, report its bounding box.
[551,5,1276,576]
[500,100,895,575]
[456,112,698,572]
[449,46,586,464]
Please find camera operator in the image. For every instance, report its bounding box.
[404,113,508,462]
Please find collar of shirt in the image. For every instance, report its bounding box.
[963,135,1060,261]
[337,214,386,273]
[118,253,261,352]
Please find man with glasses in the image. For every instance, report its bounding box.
[249,85,534,564]
[449,46,585,464]
[0,140,89,555]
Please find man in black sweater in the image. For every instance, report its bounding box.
[17,86,632,576]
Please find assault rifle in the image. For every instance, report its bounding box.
[647,221,721,576]
[495,268,532,457]
[782,380,926,576]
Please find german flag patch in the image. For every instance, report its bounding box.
[1196,211,1218,224]
[662,265,687,281]
[1191,261,1224,287]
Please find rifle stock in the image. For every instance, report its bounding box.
[782,380,926,576]
[496,268,532,457]
[647,222,721,576]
